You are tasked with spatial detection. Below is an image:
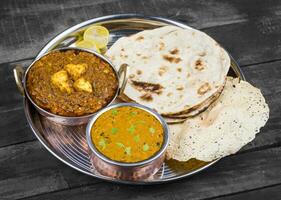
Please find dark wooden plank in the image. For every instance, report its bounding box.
[0,59,32,110]
[0,141,100,200]
[203,18,281,66]
[0,60,35,148]
[211,184,281,200]
[0,107,34,148]
[0,0,281,65]
[17,146,281,200]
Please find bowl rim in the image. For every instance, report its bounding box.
[86,102,170,167]
[23,47,121,120]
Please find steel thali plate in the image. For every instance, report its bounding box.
[24,14,245,184]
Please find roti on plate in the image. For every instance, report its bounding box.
[106,25,230,115]
[163,82,225,119]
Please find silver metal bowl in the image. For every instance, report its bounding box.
[86,103,169,180]
[13,47,127,125]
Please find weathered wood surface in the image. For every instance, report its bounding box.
[7,146,281,200]
[0,0,281,65]
[213,184,281,200]
[0,0,281,199]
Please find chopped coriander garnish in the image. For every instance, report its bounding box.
[142,143,149,151]
[130,111,137,116]
[98,138,106,150]
[133,134,140,143]
[128,124,136,134]
[111,127,118,134]
[149,127,155,134]
[137,120,145,124]
[111,109,118,116]
[125,146,131,155]
[116,142,125,148]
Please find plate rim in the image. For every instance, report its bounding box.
[24,14,245,185]
[37,13,198,58]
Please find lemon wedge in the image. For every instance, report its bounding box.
[75,40,101,53]
[83,26,109,49]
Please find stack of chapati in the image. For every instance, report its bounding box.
[105,26,269,162]
[106,26,230,120]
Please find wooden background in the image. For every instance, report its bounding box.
[0,0,281,199]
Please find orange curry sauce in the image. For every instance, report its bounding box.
[91,106,164,163]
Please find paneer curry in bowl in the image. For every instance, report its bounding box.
[19,47,127,125]
[86,103,169,180]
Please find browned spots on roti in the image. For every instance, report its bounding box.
[140,93,153,101]
[176,86,184,91]
[129,74,135,79]
[121,48,125,52]
[175,58,181,63]
[169,48,179,55]
[158,66,168,76]
[197,82,211,95]
[195,59,205,71]
[136,36,144,41]
[142,56,149,59]
[163,55,182,63]
[136,70,142,75]
[131,80,163,94]
[120,54,128,58]
[167,92,173,97]
[177,67,182,72]
[187,73,191,78]
[159,42,165,50]
[137,53,141,56]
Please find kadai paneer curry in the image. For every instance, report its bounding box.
[26,50,118,117]
[91,106,164,163]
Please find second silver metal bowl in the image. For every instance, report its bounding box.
[86,103,169,181]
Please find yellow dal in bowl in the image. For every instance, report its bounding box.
[91,106,164,163]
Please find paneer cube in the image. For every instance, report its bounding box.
[51,70,72,94]
[73,77,92,93]
[65,63,87,80]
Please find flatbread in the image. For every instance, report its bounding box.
[167,77,269,162]
[106,26,230,115]
[163,81,225,119]
[164,117,186,124]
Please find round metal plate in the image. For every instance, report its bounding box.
[24,14,245,184]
